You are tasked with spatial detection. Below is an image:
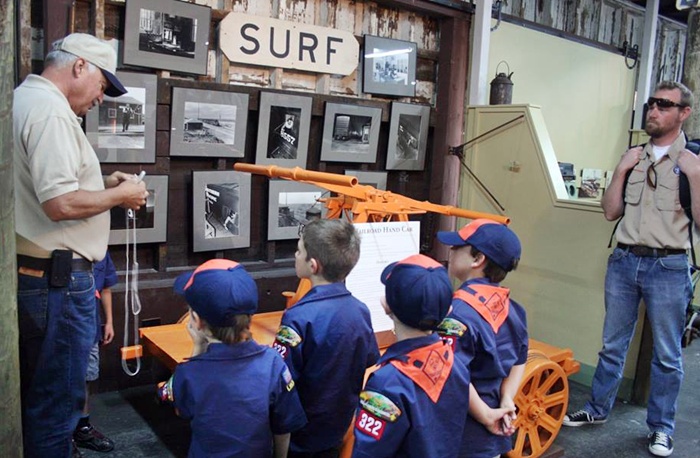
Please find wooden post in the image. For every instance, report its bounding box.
[44,0,74,54]
[429,17,470,262]
[0,0,23,454]
[683,8,700,138]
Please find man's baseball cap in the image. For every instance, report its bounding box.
[174,259,258,327]
[54,33,127,97]
[437,219,521,271]
[380,254,453,331]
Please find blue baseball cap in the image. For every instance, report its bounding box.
[437,219,521,271]
[380,254,453,331]
[174,259,258,327]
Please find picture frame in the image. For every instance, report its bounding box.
[320,103,382,163]
[386,102,430,171]
[170,87,249,157]
[579,168,604,199]
[255,92,312,167]
[363,35,417,97]
[267,180,326,241]
[86,72,157,163]
[108,175,168,245]
[344,170,388,191]
[124,0,211,75]
[192,170,251,252]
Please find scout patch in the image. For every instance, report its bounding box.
[359,390,402,422]
[454,284,511,333]
[390,340,453,402]
[273,325,302,359]
[436,317,468,351]
[282,366,295,392]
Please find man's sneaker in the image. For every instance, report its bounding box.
[648,431,673,457]
[73,424,115,452]
[562,409,607,427]
[72,440,84,458]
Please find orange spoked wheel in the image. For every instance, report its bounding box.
[506,350,569,458]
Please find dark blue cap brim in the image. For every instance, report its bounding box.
[437,231,467,246]
[102,69,127,97]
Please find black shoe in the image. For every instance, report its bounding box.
[73,424,115,452]
[72,440,84,458]
[562,409,607,427]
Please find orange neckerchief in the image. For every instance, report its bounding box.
[389,340,454,403]
[454,284,510,334]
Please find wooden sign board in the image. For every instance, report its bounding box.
[220,12,359,76]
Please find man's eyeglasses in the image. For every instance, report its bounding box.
[647,162,657,190]
[647,97,687,110]
[298,223,306,237]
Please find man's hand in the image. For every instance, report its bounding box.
[617,146,644,174]
[104,171,140,189]
[118,180,148,210]
[677,148,700,179]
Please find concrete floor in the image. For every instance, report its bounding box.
[81,345,700,458]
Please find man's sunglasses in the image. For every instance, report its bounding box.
[647,97,688,109]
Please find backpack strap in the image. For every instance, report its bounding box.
[608,144,645,248]
[682,140,700,269]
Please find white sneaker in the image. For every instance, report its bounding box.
[648,431,673,457]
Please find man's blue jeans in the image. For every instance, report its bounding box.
[17,270,96,458]
[585,247,690,435]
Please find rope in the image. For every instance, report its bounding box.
[121,173,145,376]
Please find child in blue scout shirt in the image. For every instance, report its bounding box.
[159,259,307,458]
[436,219,528,458]
[351,254,473,458]
[73,251,117,453]
[273,219,380,458]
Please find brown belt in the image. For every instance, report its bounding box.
[616,243,686,258]
[17,254,93,272]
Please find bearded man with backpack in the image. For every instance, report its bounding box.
[563,81,696,458]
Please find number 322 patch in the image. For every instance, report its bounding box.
[355,409,387,440]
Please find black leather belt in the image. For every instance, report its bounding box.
[17,254,93,272]
[617,243,686,257]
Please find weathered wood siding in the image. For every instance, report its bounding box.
[194,0,441,104]
[496,0,687,85]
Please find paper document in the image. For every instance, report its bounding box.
[346,221,421,333]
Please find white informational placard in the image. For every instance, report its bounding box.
[346,221,421,333]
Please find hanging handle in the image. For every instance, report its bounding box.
[496,60,512,78]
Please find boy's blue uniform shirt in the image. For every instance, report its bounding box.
[92,251,117,343]
[273,282,380,453]
[169,341,307,458]
[437,277,529,458]
[351,334,470,458]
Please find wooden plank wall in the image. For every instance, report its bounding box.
[496,0,687,84]
[25,0,458,391]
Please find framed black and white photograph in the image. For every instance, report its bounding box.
[108,175,168,245]
[386,103,430,171]
[320,103,382,163]
[345,170,388,191]
[86,72,157,163]
[363,35,417,97]
[124,0,211,75]
[267,180,326,240]
[255,92,312,167]
[192,170,251,252]
[170,88,249,157]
